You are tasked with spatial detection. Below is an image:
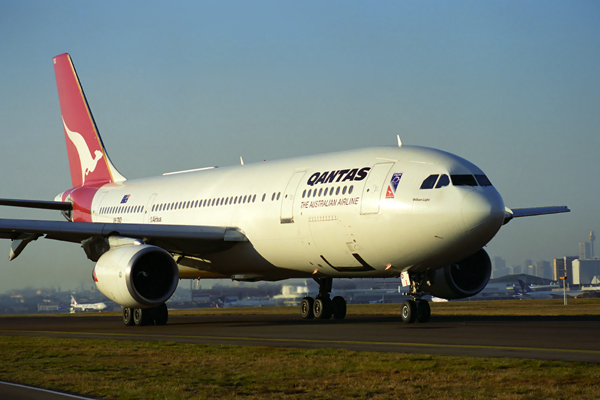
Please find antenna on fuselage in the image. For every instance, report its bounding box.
[240,156,244,165]
[397,135,403,147]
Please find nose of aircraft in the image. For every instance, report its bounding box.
[461,189,505,234]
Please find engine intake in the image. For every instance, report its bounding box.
[94,244,179,308]
[423,249,491,300]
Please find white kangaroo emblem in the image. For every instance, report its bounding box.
[62,117,103,183]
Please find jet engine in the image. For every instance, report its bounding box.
[423,249,491,300]
[93,244,179,308]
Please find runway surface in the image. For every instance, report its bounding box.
[1,313,600,363]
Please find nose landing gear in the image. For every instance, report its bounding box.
[401,272,432,324]
[400,299,430,323]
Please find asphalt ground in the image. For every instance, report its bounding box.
[1,312,600,363]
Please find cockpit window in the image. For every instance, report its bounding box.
[420,174,439,189]
[475,174,492,187]
[451,175,478,186]
[435,174,450,188]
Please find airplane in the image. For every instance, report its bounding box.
[70,295,107,312]
[513,279,581,300]
[0,53,570,326]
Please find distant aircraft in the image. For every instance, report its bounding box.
[70,295,107,312]
[0,53,570,326]
[513,279,580,299]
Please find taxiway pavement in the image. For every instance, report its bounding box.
[1,313,599,363]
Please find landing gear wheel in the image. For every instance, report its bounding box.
[331,296,347,320]
[401,300,417,323]
[154,303,169,326]
[133,308,146,326]
[300,297,315,319]
[416,300,431,323]
[313,298,332,319]
[123,307,135,326]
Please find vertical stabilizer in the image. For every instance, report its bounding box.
[53,53,126,187]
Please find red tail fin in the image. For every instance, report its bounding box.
[53,53,125,187]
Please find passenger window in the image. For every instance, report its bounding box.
[349,185,354,194]
[342,186,347,195]
[420,174,439,189]
[435,175,450,189]
[329,187,334,195]
[475,174,493,186]
[451,175,478,186]
[262,193,266,202]
[313,190,317,198]
[277,192,281,200]
[302,190,306,198]
[252,194,256,202]
[271,193,275,201]
[336,187,340,195]
[318,188,323,196]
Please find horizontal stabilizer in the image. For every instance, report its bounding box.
[503,206,570,225]
[0,198,72,211]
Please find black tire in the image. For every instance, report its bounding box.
[416,300,431,323]
[314,298,332,319]
[401,300,416,323]
[123,307,135,326]
[154,303,168,326]
[331,296,347,320]
[133,308,145,326]
[300,297,315,319]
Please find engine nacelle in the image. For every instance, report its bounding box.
[93,244,179,308]
[423,249,491,300]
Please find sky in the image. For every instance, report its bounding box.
[0,1,599,292]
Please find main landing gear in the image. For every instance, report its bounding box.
[300,277,347,320]
[401,272,431,324]
[122,303,168,326]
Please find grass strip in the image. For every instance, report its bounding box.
[1,336,599,399]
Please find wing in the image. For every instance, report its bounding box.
[503,206,570,225]
[0,218,247,261]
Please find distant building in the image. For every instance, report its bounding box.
[492,256,509,278]
[534,261,552,279]
[553,256,577,285]
[510,265,522,275]
[579,242,591,260]
[572,259,600,285]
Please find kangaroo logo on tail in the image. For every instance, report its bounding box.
[62,117,103,184]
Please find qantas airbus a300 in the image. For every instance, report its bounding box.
[0,54,569,326]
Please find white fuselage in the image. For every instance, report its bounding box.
[86,145,506,281]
